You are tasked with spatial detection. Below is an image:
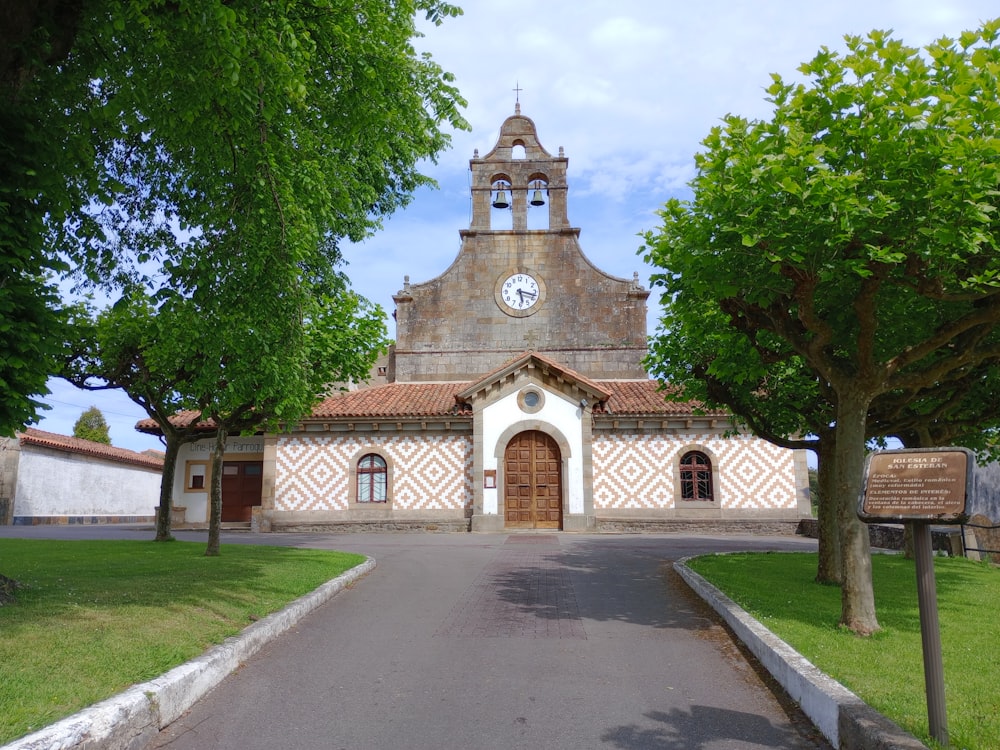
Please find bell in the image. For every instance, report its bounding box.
[530,187,546,206]
[492,189,510,209]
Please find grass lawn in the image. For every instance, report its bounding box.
[0,539,365,744]
[688,552,1000,750]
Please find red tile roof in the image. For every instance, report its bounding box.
[310,383,472,419]
[20,428,164,471]
[132,381,722,431]
[135,410,216,433]
[597,380,724,416]
[310,380,715,419]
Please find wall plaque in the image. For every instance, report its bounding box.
[858,448,972,524]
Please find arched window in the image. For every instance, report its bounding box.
[679,451,713,501]
[490,178,513,230]
[357,454,388,503]
[527,177,549,230]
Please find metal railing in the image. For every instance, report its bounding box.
[960,520,1000,559]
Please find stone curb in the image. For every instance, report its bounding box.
[674,558,929,750]
[3,558,376,750]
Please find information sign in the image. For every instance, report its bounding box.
[857,447,977,747]
[858,448,971,524]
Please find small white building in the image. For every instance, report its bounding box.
[0,428,164,525]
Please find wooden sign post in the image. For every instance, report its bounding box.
[858,447,974,749]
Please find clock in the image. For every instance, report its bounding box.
[496,271,543,315]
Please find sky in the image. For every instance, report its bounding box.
[35,0,999,453]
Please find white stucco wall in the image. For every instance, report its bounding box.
[481,384,585,516]
[173,437,265,523]
[13,447,162,518]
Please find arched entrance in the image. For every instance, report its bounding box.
[503,430,562,529]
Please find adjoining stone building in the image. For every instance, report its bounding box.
[147,107,811,532]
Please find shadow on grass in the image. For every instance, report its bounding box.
[0,538,363,624]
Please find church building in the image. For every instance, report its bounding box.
[150,107,811,532]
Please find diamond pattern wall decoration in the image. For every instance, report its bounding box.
[275,434,474,512]
[592,433,796,510]
[592,434,674,509]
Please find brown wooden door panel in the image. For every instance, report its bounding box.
[503,431,562,530]
[221,461,263,522]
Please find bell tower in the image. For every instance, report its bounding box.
[469,103,571,232]
[390,105,649,383]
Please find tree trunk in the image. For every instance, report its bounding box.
[815,437,842,584]
[902,524,915,559]
[834,389,880,635]
[154,433,179,542]
[205,426,225,557]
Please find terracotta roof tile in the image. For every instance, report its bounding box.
[133,380,723,429]
[310,380,720,420]
[20,428,164,471]
[135,410,215,433]
[310,383,472,419]
[596,380,726,417]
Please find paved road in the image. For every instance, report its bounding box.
[2,527,830,749]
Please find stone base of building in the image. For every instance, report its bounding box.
[469,512,596,532]
[470,513,505,532]
[272,518,473,533]
[11,514,157,526]
[265,508,472,534]
[254,510,808,535]
[562,513,597,532]
[596,517,807,536]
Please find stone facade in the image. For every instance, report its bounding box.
[392,106,648,383]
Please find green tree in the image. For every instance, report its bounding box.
[644,292,1000,582]
[2,0,467,435]
[159,240,387,555]
[643,21,1000,635]
[643,292,844,583]
[68,266,387,552]
[72,405,111,444]
[66,297,210,542]
[0,5,80,436]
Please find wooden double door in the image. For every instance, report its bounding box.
[504,431,563,529]
[221,461,263,522]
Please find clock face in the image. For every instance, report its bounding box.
[500,273,540,311]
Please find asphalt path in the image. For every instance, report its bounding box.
[1,527,831,749]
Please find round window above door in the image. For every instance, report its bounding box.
[517,388,544,413]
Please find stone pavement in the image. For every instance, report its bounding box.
[132,530,831,750]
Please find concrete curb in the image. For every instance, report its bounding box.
[674,558,929,750]
[3,558,375,750]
